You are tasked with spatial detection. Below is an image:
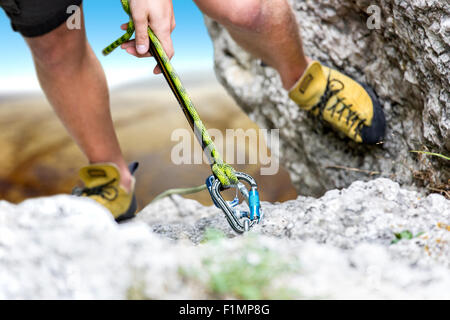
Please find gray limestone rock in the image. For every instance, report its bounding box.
[1,179,449,299]
[204,0,450,196]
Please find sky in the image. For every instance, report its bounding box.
[0,0,215,93]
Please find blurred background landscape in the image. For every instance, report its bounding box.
[0,0,297,207]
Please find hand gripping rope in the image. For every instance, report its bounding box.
[103,0,262,233]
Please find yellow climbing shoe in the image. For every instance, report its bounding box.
[72,162,139,222]
[289,61,386,143]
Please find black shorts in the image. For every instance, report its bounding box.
[0,0,82,37]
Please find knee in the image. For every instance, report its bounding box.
[27,25,86,70]
[221,0,265,32]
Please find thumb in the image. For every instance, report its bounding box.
[133,16,150,55]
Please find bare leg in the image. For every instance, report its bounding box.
[25,8,132,191]
[194,0,310,90]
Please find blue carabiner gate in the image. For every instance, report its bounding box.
[206,172,262,233]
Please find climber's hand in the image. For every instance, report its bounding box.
[121,0,176,74]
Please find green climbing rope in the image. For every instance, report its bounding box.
[103,0,238,187]
[151,184,208,203]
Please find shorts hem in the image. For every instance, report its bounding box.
[11,0,83,38]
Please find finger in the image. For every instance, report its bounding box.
[151,24,175,59]
[120,23,128,30]
[121,40,136,49]
[153,65,161,74]
[126,47,151,57]
[160,34,175,60]
[125,47,151,58]
[171,15,176,32]
[125,47,140,57]
[121,40,153,57]
[133,14,150,55]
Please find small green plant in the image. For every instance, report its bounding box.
[126,280,149,300]
[126,269,151,300]
[410,150,450,161]
[391,230,424,244]
[200,228,226,243]
[203,241,299,299]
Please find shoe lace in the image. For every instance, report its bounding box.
[310,73,366,139]
[72,178,118,201]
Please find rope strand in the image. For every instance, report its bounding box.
[103,0,238,187]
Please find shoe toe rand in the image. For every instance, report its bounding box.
[360,84,386,144]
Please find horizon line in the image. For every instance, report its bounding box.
[0,64,217,96]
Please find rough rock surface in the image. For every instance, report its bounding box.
[205,0,450,196]
[1,179,449,299]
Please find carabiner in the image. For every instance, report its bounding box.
[206,172,262,233]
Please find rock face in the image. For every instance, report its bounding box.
[1,179,449,299]
[205,0,450,196]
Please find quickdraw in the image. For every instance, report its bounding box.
[206,172,262,233]
[103,0,262,233]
